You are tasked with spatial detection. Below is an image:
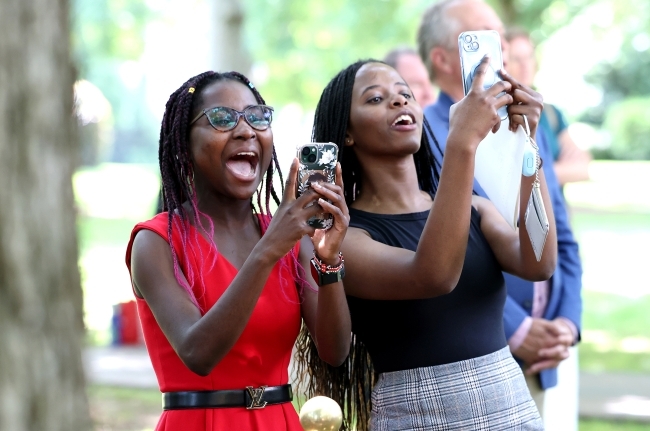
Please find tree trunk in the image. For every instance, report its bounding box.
[208,0,251,74]
[0,0,90,430]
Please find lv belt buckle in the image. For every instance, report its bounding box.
[246,386,268,409]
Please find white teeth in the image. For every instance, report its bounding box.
[237,152,255,157]
[392,114,413,125]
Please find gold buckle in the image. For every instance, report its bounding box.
[246,386,268,409]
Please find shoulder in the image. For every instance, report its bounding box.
[134,212,170,237]
[126,212,172,269]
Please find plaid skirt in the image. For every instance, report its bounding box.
[370,346,544,431]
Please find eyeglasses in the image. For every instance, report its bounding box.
[190,105,274,132]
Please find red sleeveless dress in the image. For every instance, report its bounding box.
[125,213,304,431]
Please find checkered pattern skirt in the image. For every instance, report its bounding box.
[369,346,544,430]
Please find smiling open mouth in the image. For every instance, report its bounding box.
[392,114,414,126]
[226,152,259,179]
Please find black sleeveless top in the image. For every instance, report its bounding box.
[347,207,507,373]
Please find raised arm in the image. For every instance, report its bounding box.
[342,56,514,300]
[298,163,351,366]
[130,160,341,376]
[471,69,558,280]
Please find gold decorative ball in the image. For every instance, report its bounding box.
[299,396,343,431]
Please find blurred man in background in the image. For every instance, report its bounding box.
[384,46,438,108]
[417,1,583,429]
[506,28,591,191]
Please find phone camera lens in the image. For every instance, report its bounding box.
[301,147,311,156]
[471,42,479,50]
[307,154,317,163]
[464,35,472,43]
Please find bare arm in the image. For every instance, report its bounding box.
[472,165,557,281]
[130,160,343,376]
[342,56,514,300]
[472,68,558,280]
[554,129,591,185]
[131,231,282,376]
[298,165,351,366]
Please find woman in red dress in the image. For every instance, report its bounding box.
[125,71,351,430]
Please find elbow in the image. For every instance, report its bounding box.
[411,272,459,298]
[527,257,557,282]
[315,336,351,367]
[320,350,349,367]
[177,345,217,377]
[537,259,557,281]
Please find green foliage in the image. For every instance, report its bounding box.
[603,97,650,160]
[490,0,590,39]
[71,0,152,75]
[71,0,159,163]
[243,0,589,110]
[243,0,433,109]
[583,0,650,126]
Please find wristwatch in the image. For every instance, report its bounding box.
[310,252,345,286]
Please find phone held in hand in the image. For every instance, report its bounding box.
[296,142,339,229]
[458,30,508,120]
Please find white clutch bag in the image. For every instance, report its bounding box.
[525,182,549,261]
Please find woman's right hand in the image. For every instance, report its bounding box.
[259,158,333,263]
[448,55,513,150]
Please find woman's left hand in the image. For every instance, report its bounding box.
[309,162,349,266]
[499,69,544,136]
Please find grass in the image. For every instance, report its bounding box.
[88,385,160,431]
[579,419,650,431]
[568,210,650,373]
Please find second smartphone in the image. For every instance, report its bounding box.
[296,142,339,229]
[458,29,508,119]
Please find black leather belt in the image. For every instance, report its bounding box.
[162,384,293,410]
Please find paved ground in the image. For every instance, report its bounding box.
[84,346,650,423]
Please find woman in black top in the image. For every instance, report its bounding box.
[296,57,556,430]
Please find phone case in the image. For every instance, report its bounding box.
[458,30,508,119]
[524,184,549,261]
[296,142,338,229]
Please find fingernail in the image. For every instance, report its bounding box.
[311,182,321,188]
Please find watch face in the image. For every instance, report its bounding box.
[310,258,345,286]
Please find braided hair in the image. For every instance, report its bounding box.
[294,60,446,431]
[158,71,290,309]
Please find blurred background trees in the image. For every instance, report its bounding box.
[70,0,650,162]
[63,1,649,427]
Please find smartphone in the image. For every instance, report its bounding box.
[296,142,339,229]
[458,30,508,120]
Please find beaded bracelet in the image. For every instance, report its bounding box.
[311,251,344,273]
[310,251,345,286]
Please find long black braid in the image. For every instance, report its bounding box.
[294,60,447,431]
[158,71,290,309]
